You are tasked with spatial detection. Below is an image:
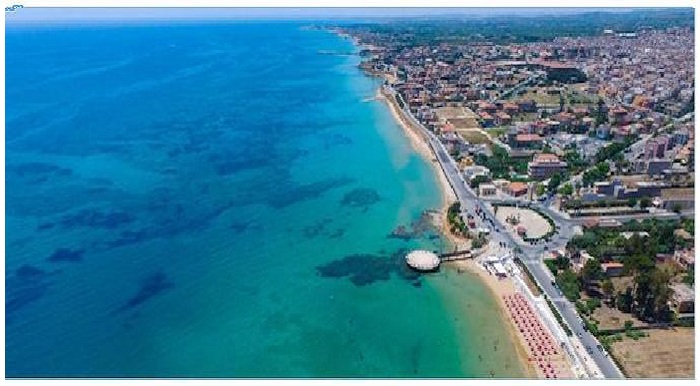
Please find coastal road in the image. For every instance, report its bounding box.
[389,86,624,378]
[522,258,623,378]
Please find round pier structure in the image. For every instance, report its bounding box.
[405,250,440,272]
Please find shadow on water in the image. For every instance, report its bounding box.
[117,271,174,312]
[316,249,422,287]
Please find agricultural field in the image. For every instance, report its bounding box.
[590,304,648,331]
[610,328,695,378]
[458,129,493,145]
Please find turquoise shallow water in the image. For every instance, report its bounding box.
[5,21,525,377]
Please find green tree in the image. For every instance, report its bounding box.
[554,254,571,271]
[559,183,574,197]
[472,234,488,249]
[581,259,604,288]
[548,173,562,193]
[682,218,694,235]
[627,198,638,208]
[616,287,634,313]
[624,320,633,331]
[649,268,672,321]
[595,98,608,126]
[601,279,615,303]
[557,269,582,301]
[672,203,683,214]
[536,183,546,197]
[683,267,694,286]
[470,175,490,189]
[640,197,652,209]
[596,162,610,175]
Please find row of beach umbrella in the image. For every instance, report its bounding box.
[503,293,561,378]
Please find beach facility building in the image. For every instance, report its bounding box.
[483,254,509,278]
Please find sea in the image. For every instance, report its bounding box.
[5,21,526,378]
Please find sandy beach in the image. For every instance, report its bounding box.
[376,85,540,377]
[376,88,469,249]
[452,258,539,378]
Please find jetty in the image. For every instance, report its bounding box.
[439,249,473,262]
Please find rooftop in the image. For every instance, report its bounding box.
[532,153,563,164]
[516,134,543,142]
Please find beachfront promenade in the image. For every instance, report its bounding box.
[385,85,624,379]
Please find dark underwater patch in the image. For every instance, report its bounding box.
[36,222,55,231]
[328,228,345,239]
[119,271,174,311]
[322,133,353,150]
[46,248,84,263]
[98,198,237,252]
[302,218,333,239]
[388,210,440,241]
[6,265,49,317]
[268,177,355,208]
[213,157,269,175]
[106,229,149,249]
[15,264,46,279]
[58,208,135,229]
[208,146,272,176]
[316,249,422,287]
[7,162,73,178]
[340,188,381,210]
[229,222,250,234]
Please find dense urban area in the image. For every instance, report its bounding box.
[333,9,695,379]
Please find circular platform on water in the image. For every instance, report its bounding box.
[405,250,440,271]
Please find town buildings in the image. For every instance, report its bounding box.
[528,153,568,179]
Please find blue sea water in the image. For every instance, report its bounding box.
[5,22,526,377]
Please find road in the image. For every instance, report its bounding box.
[389,86,625,378]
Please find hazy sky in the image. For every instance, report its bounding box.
[6,7,645,24]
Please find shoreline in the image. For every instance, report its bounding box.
[450,258,539,378]
[374,84,538,377]
[375,87,470,250]
[345,28,541,376]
